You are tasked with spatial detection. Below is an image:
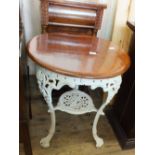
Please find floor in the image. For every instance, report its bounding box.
[20,76,135,155]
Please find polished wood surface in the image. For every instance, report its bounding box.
[28,32,130,79]
[48,5,96,27]
[48,0,106,5]
[41,0,106,35]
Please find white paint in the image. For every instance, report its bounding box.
[109,46,116,50]
[89,51,97,55]
[56,89,98,114]
[36,66,122,148]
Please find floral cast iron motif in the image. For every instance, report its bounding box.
[36,66,122,148]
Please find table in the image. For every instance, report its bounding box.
[28,32,130,148]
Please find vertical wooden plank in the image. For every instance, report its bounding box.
[98,0,118,40]
[128,0,135,22]
[112,0,134,51]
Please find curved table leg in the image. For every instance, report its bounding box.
[40,107,56,148]
[92,77,122,147]
[38,86,56,148]
[36,70,57,148]
[92,108,105,147]
[36,68,78,148]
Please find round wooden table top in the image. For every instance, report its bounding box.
[28,32,130,79]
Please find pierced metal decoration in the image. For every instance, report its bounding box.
[55,89,98,114]
[36,66,122,148]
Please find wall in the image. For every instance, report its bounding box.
[20,0,41,74]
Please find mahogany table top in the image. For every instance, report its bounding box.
[28,32,130,79]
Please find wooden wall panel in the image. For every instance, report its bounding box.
[98,0,117,40]
[112,0,134,51]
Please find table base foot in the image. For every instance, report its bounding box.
[40,136,51,148]
[40,110,56,148]
[95,137,104,148]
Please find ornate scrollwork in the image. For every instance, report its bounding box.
[55,90,97,114]
[36,66,122,148]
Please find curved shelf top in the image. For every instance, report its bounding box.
[47,0,107,7]
[28,32,130,79]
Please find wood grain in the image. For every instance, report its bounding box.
[28,32,130,79]
[40,0,107,34]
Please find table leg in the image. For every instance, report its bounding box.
[38,86,56,148]
[92,77,122,147]
[40,107,56,148]
[36,70,57,148]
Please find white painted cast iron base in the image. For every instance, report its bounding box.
[36,66,122,148]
